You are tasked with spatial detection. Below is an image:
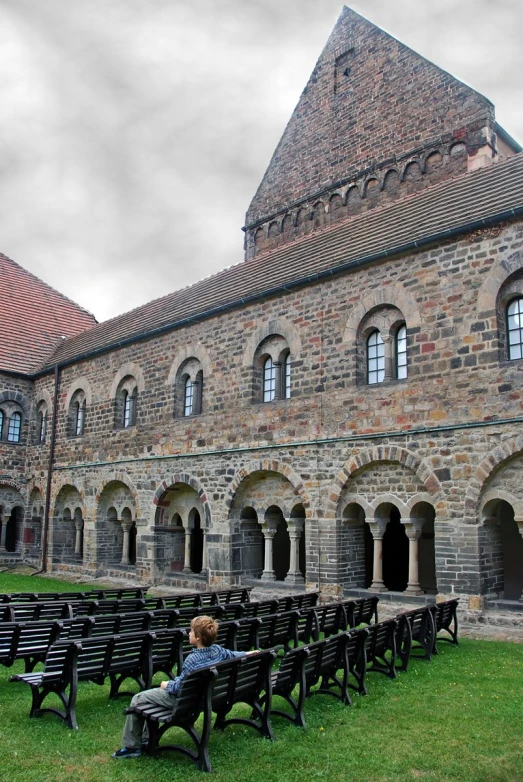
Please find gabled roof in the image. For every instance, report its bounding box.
[0,254,97,374]
[246,5,495,225]
[42,153,523,372]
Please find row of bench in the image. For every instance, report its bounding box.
[0,587,254,613]
[8,597,458,740]
[0,596,375,674]
[128,599,459,772]
[0,590,316,623]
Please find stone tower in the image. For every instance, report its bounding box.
[244,6,507,259]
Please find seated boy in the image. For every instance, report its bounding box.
[113,614,253,758]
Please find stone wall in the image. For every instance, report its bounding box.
[3,217,519,603]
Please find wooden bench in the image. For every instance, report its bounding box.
[277,592,319,611]
[268,628,368,728]
[432,599,459,652]
[10,631,155,729]
[257,610,300,652]
[0,586,148,604]
[364,618,398,681]
[126,649,276,773]
[395,605,435,671]
[237,599,279,618]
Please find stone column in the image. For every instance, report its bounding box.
[120,520,132,565]
[260,526,277,581]
[74,519,84,556]
[0,517,7,550]
[369,520,388,592]
[273,361,283,400]
[403,519,424,596]
[516,517,523,603]
[285,519,305,585]
[201,528,209,572]
[382,334,393,382]
[182,524,193,573]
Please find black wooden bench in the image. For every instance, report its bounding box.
[277,592,319,611]
[364,617,398,681]
[395,605,435,671]
[126,649,276,773]
[257,610,300,652]
[10,631,155,729]
[432,599,459,652]
[0,586,148,604]
[268,628,368,728]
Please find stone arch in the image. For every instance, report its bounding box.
[363,177,380,198]
[225,459,311,516]
[242,317,303,368]
[0,481,25,554]
[109,362,146,398]
[166,344,212,387]
[0,391,30,419]
[401,159,423,182]
[95,472,142,520]
[342,287,422,344]
[64,377,93,410]
[464,436,523,523]
[475,250,523,314]
[51,483,85,566]
[267,220,280,239]
[382,168,401,196]
[34,388,53,410]
[281,212,295,234]
[327,446,443,520]
[480,489,522,520]
[153,473,211,528]
[51,477,86,509]
[0,478,25,496]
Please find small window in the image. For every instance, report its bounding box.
[184,378,194,416]
[75,401,85,436]
[263,357,276,402]
[7,412,21,442]
[284,352,291,399]
[39,411,47,444]
[123,391,136,428]
[367,330,385,384]
[507,297,523,360]
[396,325,407,379]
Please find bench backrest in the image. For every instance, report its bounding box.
[433,599,459,632]
[257,610,299,650]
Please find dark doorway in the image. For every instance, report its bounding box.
[382,509,408,592]
[190,513,203,573]
[6,508,21,553]
[298,528,306,577]
[364,522,374,588]
[129,522,137,566]
[273,516,290,580]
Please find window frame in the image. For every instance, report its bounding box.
[395,324,408,379]
[507,296,523,361]
[263,356,276,402]
[367,329,385,385]
[7,411,22,443]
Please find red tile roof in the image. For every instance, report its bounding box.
[41,153,523,373]
[0,254,97,374]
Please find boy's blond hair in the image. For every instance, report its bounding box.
[190,615,218,647]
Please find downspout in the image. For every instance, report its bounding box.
[35,363,60,574]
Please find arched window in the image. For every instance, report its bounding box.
[396,325,407,379]
[7,412,22,442]
[507,297,523,360]
[75,401,85,436]
[39,410,47,444]
[284,352,291,399]
[263,357,276,402]
[367,330,385,384]
[184,378,194,416]
[123,390,137,428]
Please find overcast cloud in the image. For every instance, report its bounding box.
[0,0,521,322]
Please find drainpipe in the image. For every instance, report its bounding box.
[35,363,60,574]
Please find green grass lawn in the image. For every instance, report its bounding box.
[0,573,522,782]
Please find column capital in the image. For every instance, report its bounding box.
[368,519,387,539]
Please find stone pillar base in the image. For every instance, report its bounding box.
[284,573,305,586]
[260,571,276,582]
[369,582,388,592]
[404,586,424,596]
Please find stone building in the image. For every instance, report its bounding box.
[1,7,522,612]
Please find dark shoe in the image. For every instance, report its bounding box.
[112,747,142,759]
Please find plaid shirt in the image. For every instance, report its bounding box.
[165,644,246,695]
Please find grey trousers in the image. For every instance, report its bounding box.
[122,687,176,749]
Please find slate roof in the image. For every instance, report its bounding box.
[41,153,523,373]
[0,254,97,374]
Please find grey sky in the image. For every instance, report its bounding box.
[0,0,521,322]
